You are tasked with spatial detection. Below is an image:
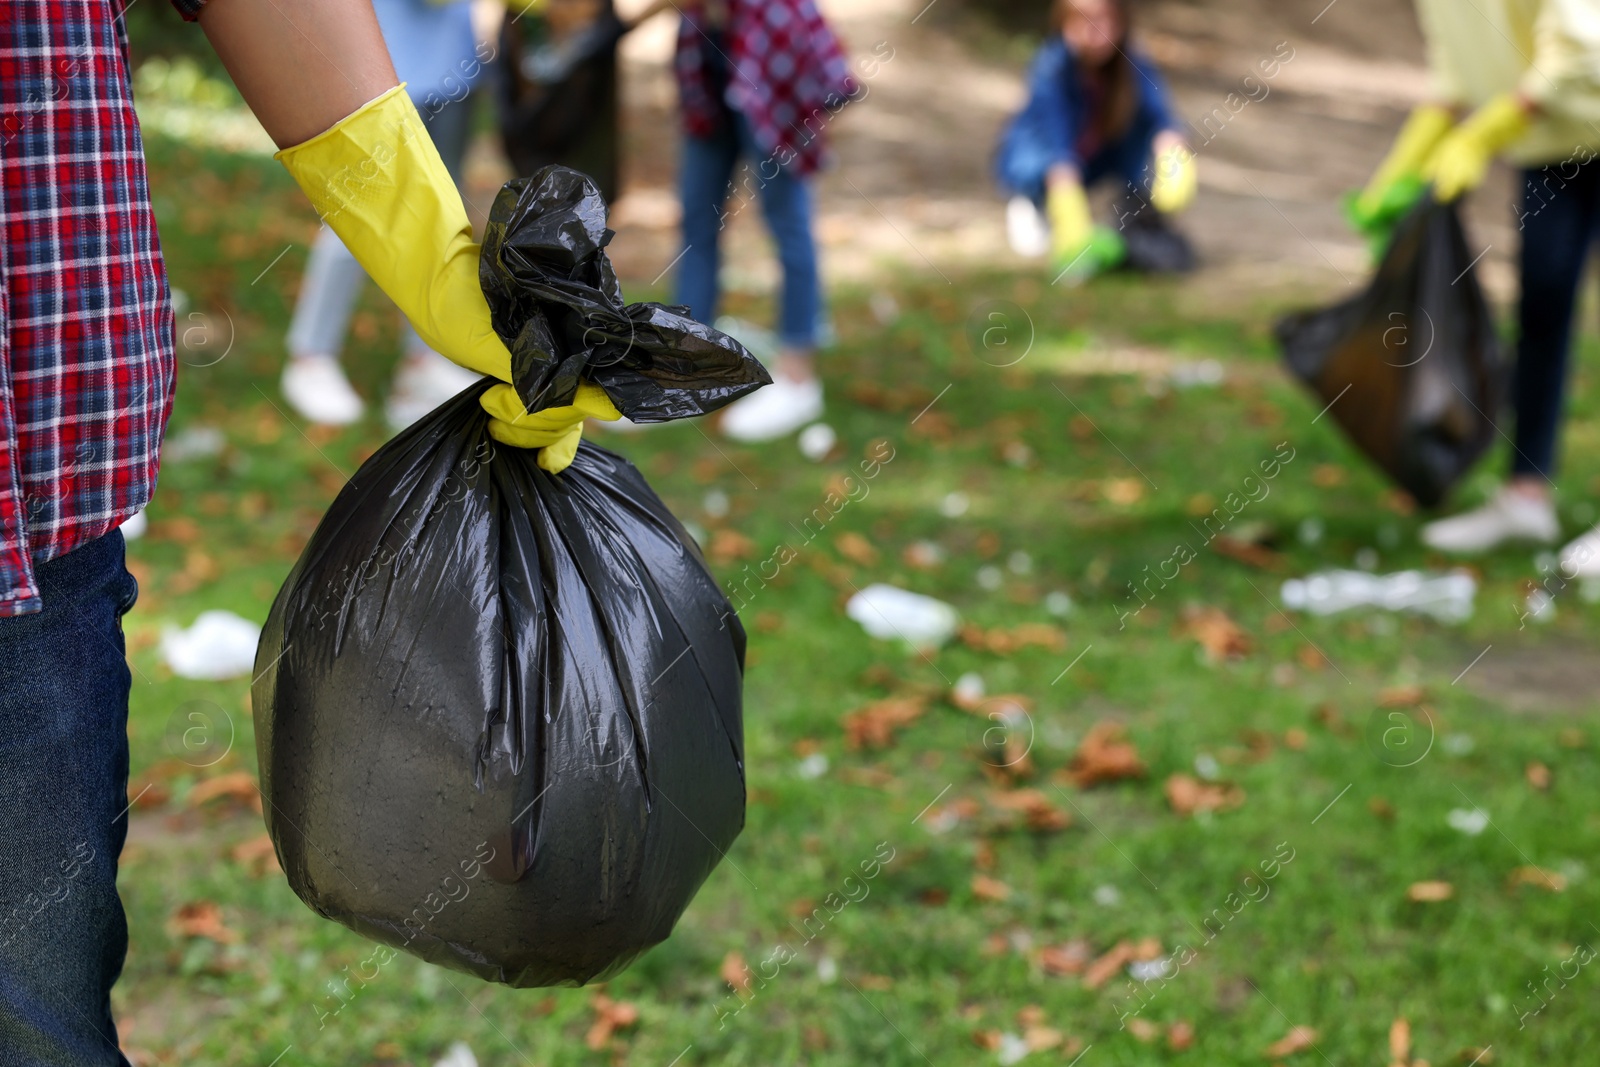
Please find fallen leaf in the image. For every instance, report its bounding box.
[188,771,262,813]
[835,532,879,566]
[1024,1026,1064,1051]
[902,541,945,570]
[1168,1020,1195,1050]
[842,696,928,750]
[1126,1017,1159,1043]
[1103,478,1145,506]
[970,1030,1002,1051]
[1389,1018,1411,1062]
[168,901,239,944]
[989,789,1071,832]
[720,951,752,996]
[1082,941,1135,990]
[959,623,1067,655]
[1064,721,1146,788]
[230,834,280,877]
[1526,762,1552,790]
[858,974,893,991]
[1311,463,1346,487]
[585,993,640,1051]
[1284,728,1309,750]
[1179,605,1251,660]
[971,875,1012,902]
[1295,645,1327,672]
[1039,939,1093,976]
[708,528,756,565]
[1379,685,1426,707]
[1164,774,1244,816]
[1406,880,1454,903]
[1507,866,1567,892]
[1264,1025,1318,1057]
[1210,534,1284,571]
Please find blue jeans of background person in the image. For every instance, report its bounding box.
[996,106,1162,206]
[0,532,138,1067]
[1513,158,1600,479]
[675,113,822,350]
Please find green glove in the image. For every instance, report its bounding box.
[1351,103,1454,228]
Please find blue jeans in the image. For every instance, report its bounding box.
[0,532,138,1067]
[1513,158,1600,478]
[996,109,1162,206]
[675,114,822,350]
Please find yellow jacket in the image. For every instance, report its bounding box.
[1416,0,1600,164]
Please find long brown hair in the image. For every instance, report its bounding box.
[1052,0,1139,141]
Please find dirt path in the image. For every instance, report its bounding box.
[565,0,1522,312]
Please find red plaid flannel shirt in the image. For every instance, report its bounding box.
[675,0,856,177]
[0,0,206,616]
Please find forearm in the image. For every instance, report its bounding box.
[196,0,398,148]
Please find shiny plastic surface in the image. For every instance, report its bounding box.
[252,167,763,987]
[1276,197,1504,508]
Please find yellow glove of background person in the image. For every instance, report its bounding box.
[1048,180,1094,265]
[1354,103,1455,221]
[1149,143,1197,214]
[276,86,511,384]
[480,382,621,474]
[1424,94,1530,201]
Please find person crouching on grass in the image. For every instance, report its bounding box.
[996,0,1198,282]
[0,2,612,1062]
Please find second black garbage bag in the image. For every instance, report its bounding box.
[1276,196,1505,508]
[252,166,770,987]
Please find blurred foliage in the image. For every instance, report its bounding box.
[122,5,233,82]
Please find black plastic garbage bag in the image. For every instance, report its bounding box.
[252,167,769,987]
[1276,196,1504,508]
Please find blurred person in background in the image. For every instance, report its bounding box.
[672,0,857,443]
[996,0,1198,282]
[0,3,608,1061]
[1350,1,1600,566]
[280,0,488,430]
[498,0,672,203]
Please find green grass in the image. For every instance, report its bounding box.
[117,133,1600,1066]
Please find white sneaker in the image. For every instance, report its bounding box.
[1006,195,1051,259]
[1559,523,1600,578]
[1420,486,1560,554]
[720,375,824,442]
[386,350,484,431]
[281,357,364,426]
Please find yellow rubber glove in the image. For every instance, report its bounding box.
[481,382,621,474]
[1149,143,1197,214]
[1425,94,1531,201]
[276,86,511,384]
[1048,180,1094,265]
[1353,103,1455,221]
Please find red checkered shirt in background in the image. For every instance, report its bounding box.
[675,0,857,177]
[0,0,208,617]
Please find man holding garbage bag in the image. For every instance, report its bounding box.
[0,2,614,1061]
[1351,0,1600,566]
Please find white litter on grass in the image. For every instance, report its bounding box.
[703,489,730,519]
[996,1032,1031,1066]
[796,753,829,780]
[976,565,1004,591]
[1007,550,1033,575]
[433,1042,478,1067]
[1194,753,1221,781]
[161,610,261,680]
[1170,359,1225,388]
[120,510,148,541]
[163,425,225,463]
[845,584,959,648]
[1128,957,1174,982]
[940,491,971,518]
[1298,517,1325,546]
[798,422,837,462]
[1280,569,1476,623]
[1442,733,1476,757]
[816,956,839,983]
[953,672,985,707]
[1093,884,1121,907]
[1045,591,1075,617]
[1447,808,1490,836]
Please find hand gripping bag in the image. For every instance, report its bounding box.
[252,167,770,987]
[1276,196,1505,508]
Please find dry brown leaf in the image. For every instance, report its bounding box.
[1264,1025,1318,1057]
[230,834,280,877]
[584,993,640,1051]
[1168,1020,1195,1051]
[1507,866,1567,892]
[1064,721,1146,789]
[971,875,1012,902]
[1389,1017,1411,1061]
[1295,645,1328,672]
[858,974,893,991]
[127,777,171,810]
[168,901,239,944]
[1406,880,1454,903]
[720,951,752,995]
[835,532,879,566]
[1126,1017,1160,1043]
[1082,941,1136,989]
[708,528,756,565]
[1039,939,1093,976]
[1164,774,1244,816]
[959,623,1067,656]
[1016,1004,1047,1028]
[1024,1026,1063,1051]
[1103,478,1145,506]
[1311,463,1346,487]
[902,541,945,570]
[1283,728,1309,751]
[1210,534,1284,571]
[970,1030,1002,1051]
[1526,762,1552,790]
[988,789,1071,832]
[188,771,262,813]
[841,696,928,750]
[1179,605,1251,660]
[1379,684,1426,707]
